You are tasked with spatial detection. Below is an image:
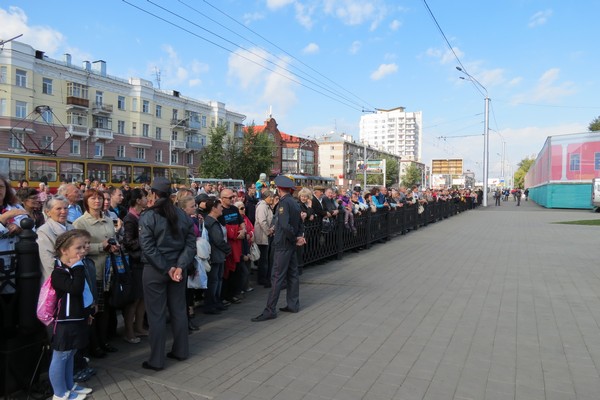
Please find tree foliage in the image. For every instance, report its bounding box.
[401,164,422,188]
[381,155,399,187]
[589,115,600,131]
[513,157,535,189]
[196,124,275,185]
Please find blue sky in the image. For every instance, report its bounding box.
[2,1,599,181]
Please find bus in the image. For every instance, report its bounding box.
[191,177,245,191]
[284,174,335,190]
[0,151,188,191]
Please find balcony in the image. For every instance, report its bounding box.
[185,141,204,152]
[65,124,90,139]
[170,140,186,150]
[92,102,113,115]
[66,96,89,109]
[91,128,114,142]
[170,118,188,129]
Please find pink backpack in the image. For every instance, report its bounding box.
[37,276,59,326]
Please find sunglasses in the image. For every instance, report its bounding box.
[239,207,245,210]
[222,196,235,200]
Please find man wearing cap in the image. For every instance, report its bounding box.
[252,175,305,322]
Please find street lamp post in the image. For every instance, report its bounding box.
[457,67,490,207]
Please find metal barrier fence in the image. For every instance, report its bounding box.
[301,199,473,266]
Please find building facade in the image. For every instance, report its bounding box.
[0,40,245,178]
[317,132,402,189]
[251,117,318,177]
[359,107,422,161]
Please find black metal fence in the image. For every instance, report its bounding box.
[301,200,473,266]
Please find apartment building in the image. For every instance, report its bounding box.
[359,107,422,161]
[317,132,401,189]
[0,40,245,176]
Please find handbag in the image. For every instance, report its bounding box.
[196,222,211,260]
[107,251,135,309]
[249,242,260,262]
[188,257,208,289]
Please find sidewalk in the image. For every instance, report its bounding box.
[88,199,600,400]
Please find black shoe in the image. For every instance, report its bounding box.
[263,283,272,288]
[90,347,107,358]
[203,309,221,315]
[279,307,298,313]
[166,352,187,362]
[251,313,276,322]
[142,361,163,371]
[188,321,200,331]
[101,343,118,353]
[229,297,242,304]
[216,304,229,311]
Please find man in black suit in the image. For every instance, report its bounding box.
[311,186,329,220]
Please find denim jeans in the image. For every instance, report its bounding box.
[203,262,224,311]
[49,349,76,397]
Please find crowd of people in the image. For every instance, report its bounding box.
[0,175,481,399]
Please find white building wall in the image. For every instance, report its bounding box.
[359,107,422,161]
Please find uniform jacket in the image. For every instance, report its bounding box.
[139,203,196,274]
[272,193,304,249]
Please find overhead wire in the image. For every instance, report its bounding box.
[122,0,366,112]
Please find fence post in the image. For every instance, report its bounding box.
[365,210,372,249]
[16,218,41,334]
[336,213,344,260]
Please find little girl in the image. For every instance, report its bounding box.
[49,230,95,400]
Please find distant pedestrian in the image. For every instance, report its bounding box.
[516,189,522,206]
[494,189,501,206]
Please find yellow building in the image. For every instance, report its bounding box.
[0,40,245,185]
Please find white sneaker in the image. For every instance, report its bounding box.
[72,384,93,395]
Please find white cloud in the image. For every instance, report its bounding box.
[512,68,576,104]
[0,6,65,54]
[302,42,319,55]
[323,0,387,30]
[349,40,361,55]
[370,63,398,80]
[528,9,552,28]
[243,12,265,25]
[389,19,401,31]
[425,46,464,65]
[148,45,209,89]
[266,0,295,10]
[295,2,316,29]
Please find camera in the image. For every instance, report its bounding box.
[107,238,117,246]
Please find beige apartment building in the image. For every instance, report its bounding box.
[0,40,245,181]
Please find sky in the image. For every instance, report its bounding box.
[2,0,600,181]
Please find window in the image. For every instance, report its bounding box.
[136,148,146,160]
[282,148,297,160]
[171,151,179,164]
[0,99,7,116]
[67,82,88,99]
[42,78,53,94]
[60,161,84,183]
[0,157,26,181]
[67,111,87,126]
[112,165,131,183]
[142,123,149,137]
[155,105,162,118]
[117,120,125,134]
[596,153,600,170]
[87,163,109,182]
[569,154,580,171]
[201,115,207,128]
[29,160,56,182]
[95,91,103,106]
[155,149,163,163]
[16,69,27,87]
[41,109,53,123]
[171,131,179,141]
[155,127,162,140]
[118,96,126,110]
[70,139,80,155]
[172,109,178,120]
[9,132,24,150]
[94,142,104,157]
[132,98,138,112]
[93,116,111,129]
[142,100,149,113]
[117,145,126,158]
[15,101,27,118]
[132,122,137,135]
[0,66,6,83]
[186,153,193,165]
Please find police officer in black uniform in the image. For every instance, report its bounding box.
[252,175,306,322]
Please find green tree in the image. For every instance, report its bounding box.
[382,155,399,187]
[197,126,229,178]
[401,164,422,187]
[237,125,275,185]
[589,115,600,131]
[513,157,535,189]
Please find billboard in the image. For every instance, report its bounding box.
[356,159,386,173]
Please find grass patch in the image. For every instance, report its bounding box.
[554,219,600,226]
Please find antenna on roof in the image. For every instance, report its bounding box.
[154,67,161,89]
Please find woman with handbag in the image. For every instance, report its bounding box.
[121,188,148,343]
[73,189,121,358]
[139,178,196,371]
